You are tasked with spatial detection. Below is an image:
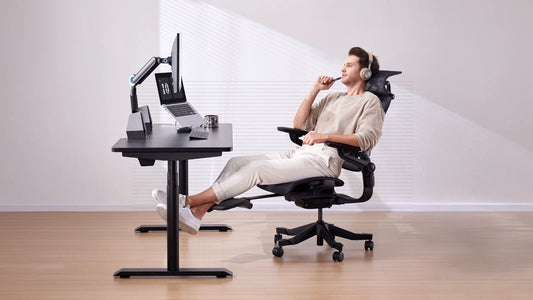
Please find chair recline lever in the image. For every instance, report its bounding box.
[365,162,376,173]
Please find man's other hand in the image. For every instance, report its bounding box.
[303,132,328,145]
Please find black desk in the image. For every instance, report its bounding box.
[111,123,233,278]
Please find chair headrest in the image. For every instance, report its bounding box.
[365,70,402,113]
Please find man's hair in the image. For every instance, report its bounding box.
[348,47,380,78]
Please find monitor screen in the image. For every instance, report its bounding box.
[171,33,182,94]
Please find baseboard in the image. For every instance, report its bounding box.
[0,204,157,212]
[331,202,533,212]
[253,202,533,212]
[2,202,533,212]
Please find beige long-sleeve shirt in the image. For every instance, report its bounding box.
[287,91,384,175]
[302,91,385,152]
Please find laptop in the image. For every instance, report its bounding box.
[154,72,204,127]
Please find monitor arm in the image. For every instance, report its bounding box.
[128,56,171,113]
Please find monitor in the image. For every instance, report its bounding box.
[171,33,182,94]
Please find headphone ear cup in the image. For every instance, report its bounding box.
[360,68,372,80]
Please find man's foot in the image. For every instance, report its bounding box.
[179,206,201,235]
[152,189,186,207]
[178,194,187,208]
[156,203,167,222]
[155,202,200,234]
[152,189,166,205]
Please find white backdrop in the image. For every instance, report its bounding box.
[1,0,532,211]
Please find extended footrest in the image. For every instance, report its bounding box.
[208,198,253,211]
[208,193,280,212]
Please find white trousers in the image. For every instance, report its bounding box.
[211,149,341,203]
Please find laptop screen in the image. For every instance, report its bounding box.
[155,72,186,105]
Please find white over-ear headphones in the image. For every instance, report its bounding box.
[360,52,373,81]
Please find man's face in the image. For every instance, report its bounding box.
[341,55,362,85]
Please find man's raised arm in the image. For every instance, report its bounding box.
[293,76,334,129]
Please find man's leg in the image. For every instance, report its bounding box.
[152,153,281,205]
[213,152,284,183]
[184,151,295,219]
[188,154,335,219]
[187,188,218,220]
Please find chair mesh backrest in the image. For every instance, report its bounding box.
[365,70,402,113]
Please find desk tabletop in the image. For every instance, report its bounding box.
[112,123,233,153]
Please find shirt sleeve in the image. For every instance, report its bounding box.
[353,96,385,151]
[301,93,334,131]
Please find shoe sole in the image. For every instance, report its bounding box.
[157,204,198,234]
[152,190,166,204]
[156,204,167,222]
[178,219,199,235]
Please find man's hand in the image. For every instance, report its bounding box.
[303,132,328,145]
[312,75,336,92]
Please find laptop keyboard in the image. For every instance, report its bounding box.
[167,104,196,117]
[189,127,209,140]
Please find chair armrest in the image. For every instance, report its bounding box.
[324,141,360,153]
[277,127,308,146]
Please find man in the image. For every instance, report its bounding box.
[154,47,384,234]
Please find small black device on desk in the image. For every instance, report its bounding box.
[189,127,209,139]
[177,126,209,139]
[177,126,192,133]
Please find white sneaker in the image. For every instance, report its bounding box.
[156,201,199,234]
[152,189,167,205]
[152,189,186,207]
[178,206,201,235]
[178,194,187,208]
[156,203,167,222]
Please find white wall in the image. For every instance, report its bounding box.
[1,0,532,211]
[0,0,158,210]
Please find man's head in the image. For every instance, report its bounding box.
[341,47,380,85]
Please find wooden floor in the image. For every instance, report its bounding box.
[1,211,533,299]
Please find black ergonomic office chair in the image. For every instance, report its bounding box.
[210,70,401,262]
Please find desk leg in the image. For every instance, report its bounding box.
[168,160,179,270]
[177,159,188,195]
[115,160,232,278]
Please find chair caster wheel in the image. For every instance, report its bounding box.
[274,234,282,243]
[332,251,344,262]
[272,247,284,257]
[365,240,374,251]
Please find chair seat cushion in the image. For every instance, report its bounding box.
[258,176,344,195]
